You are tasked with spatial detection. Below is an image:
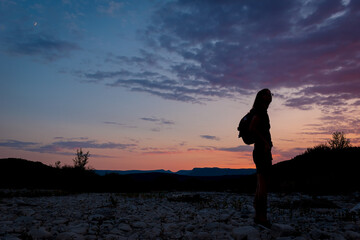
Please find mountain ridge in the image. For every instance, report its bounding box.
[95,167,256,177]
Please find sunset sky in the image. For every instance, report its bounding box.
[1,0,360,171]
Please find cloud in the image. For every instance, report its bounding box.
[4,32,80,61]
[82,67,235,103]
[36,140,137,152]
[217,145,253,153]
[0,1,82,61]
[140,147,180,155]
[103,121,139,129]
[84,70,132,83]
[140,117,175,125]
[0,138,137,155]
[187,145,253,153]
[82,0,360,109]
[0,139,38,149]
[97,1,124,16]
[106,75,233,103]
[200,135,220,141]
[140,117,158,122]
[53,137,89,140]
[106,50,165,67]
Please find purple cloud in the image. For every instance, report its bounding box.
[0,138,137,155]
[0,139,38,149]
[200,135,220,141]
[39,140,137,151]
[62,0,359,112]
[103,121,137,129]
[101,0,360,108]
[5,32,80,61]
[217,145,253,153]
[140,117,175,125]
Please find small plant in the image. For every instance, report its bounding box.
[230,197,244,210]
[55,161,61,169]
[328,131,351,149]
[109,194,118,208]
[73,148,90,170]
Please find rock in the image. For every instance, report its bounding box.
[242,204,255,213]
[104,234,126,240]
[185,224,195,232]
[2,236,22,240]
[310,229,330,239]
[0,222,13,233]
[0,192,359,240]
[14,216,34,225]
[28,227,51,239]
[293,237,307,240]
[100,223,113,232]
[84,236,97,240]
[131,221,147,228]
[196,231,211,239]
[67,223,89,234]
[89,214,104,221]
[329,233,346,240]
[128,233,139,240]
[20,208,35,216]
[350,203,360,213]
[52,218,68,224]
[272,223,297,237]
[118,223,132,232]
[147,227,161,237]
[232,226,260,240]
[56,232,84,240]
[219,213,232,222]
[213,229,231,238]
[184,231,194,239]
[163,223,178,232]
[345,231,360,240]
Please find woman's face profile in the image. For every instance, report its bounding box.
[262,90,272,105]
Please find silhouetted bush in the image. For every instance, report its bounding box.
[73,148,90,170]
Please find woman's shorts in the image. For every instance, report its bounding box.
[253,148,272,174]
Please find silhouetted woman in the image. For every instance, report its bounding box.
[249,88,273,228]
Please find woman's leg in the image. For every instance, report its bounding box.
[254,173,268,221]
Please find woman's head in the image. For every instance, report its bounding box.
[253,88,272,110]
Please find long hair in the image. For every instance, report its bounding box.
[252,88,272,110]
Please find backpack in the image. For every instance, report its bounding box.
[237,110,255,145]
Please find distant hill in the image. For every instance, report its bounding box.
[0,158,58,189]
[95,169,173,176]
[95,168,256,177]
[176,167,256,176]
[0,158,101,191]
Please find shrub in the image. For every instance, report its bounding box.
[73,148,90,170]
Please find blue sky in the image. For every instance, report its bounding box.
[1,0,359,170]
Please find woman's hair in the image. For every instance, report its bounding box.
[252,88,272,110]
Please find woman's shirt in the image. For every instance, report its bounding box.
[252,108,273,149]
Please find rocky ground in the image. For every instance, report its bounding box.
[0,191,360,240]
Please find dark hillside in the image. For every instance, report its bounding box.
[0,158,59,189]
[271,147,360,193]
[1,147,359,194]
[0,158,255,193]
[0,158,101,191]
